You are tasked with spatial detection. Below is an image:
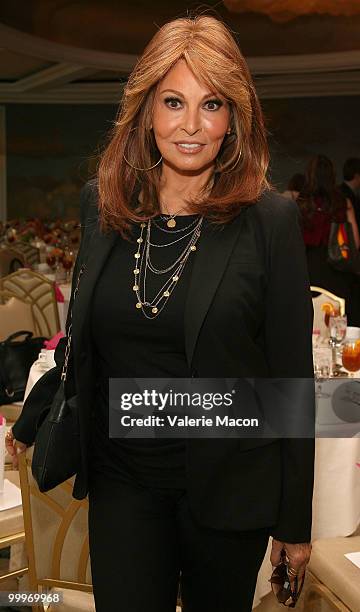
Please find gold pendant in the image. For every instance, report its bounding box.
[167,218,176,228]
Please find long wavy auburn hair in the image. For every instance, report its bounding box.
[97,15,270,238]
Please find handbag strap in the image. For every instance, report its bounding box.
[61,264,85,382]
[1,331,34,345]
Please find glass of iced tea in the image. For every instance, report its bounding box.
[321,303,340,328]
[62,251,74,282]
[341,341,360,377]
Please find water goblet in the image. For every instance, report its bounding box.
[329,314,347,348]
[313,348,332,398]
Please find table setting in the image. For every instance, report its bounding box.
[1,217,76,335]
[313,306,360,439]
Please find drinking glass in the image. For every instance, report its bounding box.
[62,251,74,282]
[46,252,56,269]
[329,314,347,347]
[313,348,332,398]
[341,341,360,378]
[322,303,340,329]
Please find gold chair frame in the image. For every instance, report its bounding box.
[18,453,92,612]
[310,286,346,316]
[0,289,36,336]
[0,471,28,585]
[0,532,27,584]
[0,269,60,338]
[0,246,25,275]
[10,243,40,267]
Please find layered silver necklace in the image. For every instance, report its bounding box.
[132,213,203,319]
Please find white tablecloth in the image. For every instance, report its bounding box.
[24,362,49,402]
[57,283,71,332]
[23,364,360,608]
[253,437,360,607]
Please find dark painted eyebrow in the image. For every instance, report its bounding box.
[160,88,222,101]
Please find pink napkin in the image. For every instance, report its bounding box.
[54,283,65,303]
[44,331,65,350]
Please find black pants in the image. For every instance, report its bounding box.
[88,473,270,612]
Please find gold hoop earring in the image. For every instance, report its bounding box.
[123,153,162,172]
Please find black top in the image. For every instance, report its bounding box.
[89,213,201,487]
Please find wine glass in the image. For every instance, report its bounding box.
[62,251,74,282]
[329,315,347,347]
[46,252,56,269]
[329,314,347,369]
[313,348,331,398]
[341,341,360,378]
[6,228,16,243]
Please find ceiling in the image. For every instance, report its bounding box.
[0,0,359,103]
[224,0,360,22]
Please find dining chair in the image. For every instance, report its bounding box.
[310,286,346,336]
[303,535,360,611]
[0,290,36,341]
[0,290,37,427]
[10,242,40,268]
[18,451,95,612]
[0,269,60,338]
[0,470,28,585]
[0,247,25,277]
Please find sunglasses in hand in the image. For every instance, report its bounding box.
[269,549,305,608]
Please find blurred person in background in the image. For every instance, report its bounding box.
[281,172,305,201]
[298,154,360,325]
[340,157,360,232]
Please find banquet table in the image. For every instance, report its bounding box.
[253,436,360,607]
[21,360,360,609]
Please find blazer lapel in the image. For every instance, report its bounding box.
[72,226,117,350]
[184,214,245,369]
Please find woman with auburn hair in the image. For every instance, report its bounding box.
[9,14,314,612]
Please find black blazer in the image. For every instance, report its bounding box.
[13,182,315,543]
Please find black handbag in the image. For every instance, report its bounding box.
[328,220,360,274]
[0,331,47,405]
[31,264,85,493]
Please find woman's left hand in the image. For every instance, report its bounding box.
[270,538,312,591]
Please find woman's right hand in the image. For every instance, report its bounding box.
[5,429,28,469]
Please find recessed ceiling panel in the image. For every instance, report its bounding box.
[0,49,52,80]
